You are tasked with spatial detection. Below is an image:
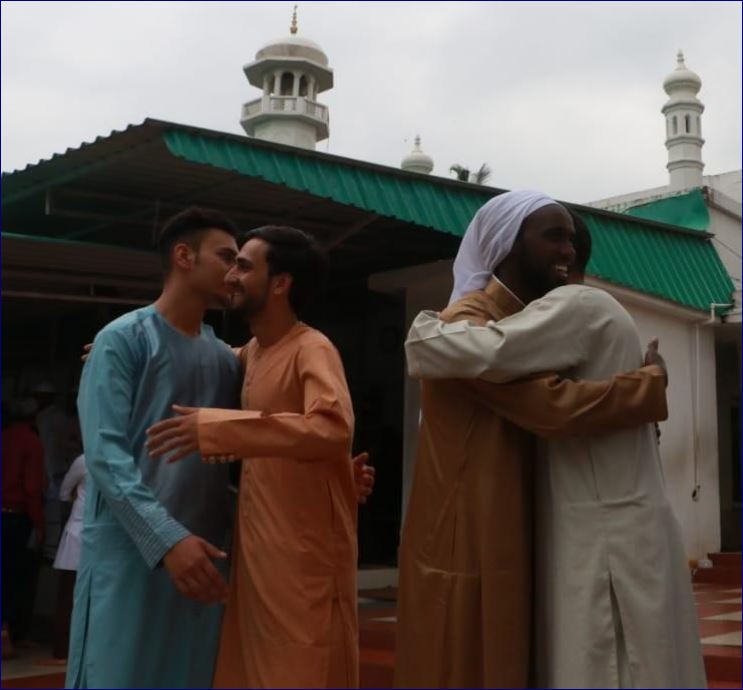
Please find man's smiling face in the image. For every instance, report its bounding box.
[510,204,576,297]
[224,238,274,317]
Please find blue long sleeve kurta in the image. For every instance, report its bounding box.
[66,305,240,689]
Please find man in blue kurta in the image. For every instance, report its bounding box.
[67,208,241,688]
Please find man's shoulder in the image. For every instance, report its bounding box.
[440,291,493,326]
[96,306,155,342]
[200,325,241,362]
[544,284,623,311]
[295,324,337,352]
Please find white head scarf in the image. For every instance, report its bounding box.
[449,189,559,304]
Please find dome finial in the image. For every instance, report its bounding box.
[401,134,434,174]
[290,4,298,34]
[677,49,685,66]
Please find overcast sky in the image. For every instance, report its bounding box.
[2,0,741,202]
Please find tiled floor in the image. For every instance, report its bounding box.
[2,583,740,688]
[1,646,66,683]
[696,583,743,649]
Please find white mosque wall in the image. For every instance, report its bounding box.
[707,170,743,204]
[606,290,722,560]
[709,206,742,288]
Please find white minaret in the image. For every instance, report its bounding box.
[401,135,434,174]
[240,6,333,150]
[662,50,705,191]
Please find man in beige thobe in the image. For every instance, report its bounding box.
[405,212,707,688]
[395,191,671,688]
[148,227,358,688]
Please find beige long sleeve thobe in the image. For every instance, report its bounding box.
[195,323,358,689]
[405,282,706,689]
[395,280,669,689]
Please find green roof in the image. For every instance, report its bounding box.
[162,128,491,239]
[624,188,710,231]
[2,119,735,313]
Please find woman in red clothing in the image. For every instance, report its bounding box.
[1,399,46,659]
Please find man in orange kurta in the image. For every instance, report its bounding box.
[395,192,669,688]
[147,226,358,689]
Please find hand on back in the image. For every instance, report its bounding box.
[644,338,668,386]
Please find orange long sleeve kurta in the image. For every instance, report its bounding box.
[395,280,668,688]
[196,323,359,689]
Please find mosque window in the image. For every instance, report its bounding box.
[672,116,678,135]
[685,114,691,133]
[299,75,308,97]
[280,72,294,96]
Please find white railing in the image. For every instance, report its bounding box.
[242,96,328,123]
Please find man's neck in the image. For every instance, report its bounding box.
[249,307,298,349]
[494,264,541,304]
[154,282,208,337]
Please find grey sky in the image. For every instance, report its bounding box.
[2,0,741,202]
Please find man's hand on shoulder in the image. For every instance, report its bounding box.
[163,535,228,605]
[644,338,668,386]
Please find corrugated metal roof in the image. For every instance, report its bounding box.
[163,126,734,312]
[1,119,735,313]
[581,213,732,311]
[1,122,164,205]
[162,127,490,238]
[2,232,160,280]
[624,188,710,231]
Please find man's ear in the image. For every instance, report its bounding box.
[272,273,293,297]
[172,243,196,271]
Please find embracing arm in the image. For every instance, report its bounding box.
[198,343,353,461]
[406,288,589,382]
[462,367,667,440]
[147,342,354,463]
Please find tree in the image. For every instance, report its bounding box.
[449,164,470,182]
[449,163,491,185]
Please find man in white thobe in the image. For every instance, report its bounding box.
[406,214,707,689]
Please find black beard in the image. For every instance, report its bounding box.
[241,280,271,318]
[518,250,564,299]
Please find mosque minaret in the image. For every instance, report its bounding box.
[662,50,705,191]
[240,6,333,150]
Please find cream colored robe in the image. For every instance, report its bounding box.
[395,281,669,689]
[195,323,358,689]
[406,282,706,689]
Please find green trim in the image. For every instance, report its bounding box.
[625,188,710,231]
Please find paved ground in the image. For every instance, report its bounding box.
[2,582,739,688]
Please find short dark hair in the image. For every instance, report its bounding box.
[157,207,239,272]
[571,211,593,274]
[242,225,328,316]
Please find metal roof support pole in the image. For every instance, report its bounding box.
[323,214,378,251]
